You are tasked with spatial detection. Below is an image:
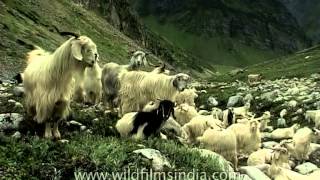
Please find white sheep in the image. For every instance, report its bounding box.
[305,110,320,128]
[181,115,222,144]
[228,120,261,154]
[248,74,262,85]
[83,62,102,105]
[266,124,300,140]
[280,109,287,118]
[257,111,272,132]
[197,128,238,170]
[175,88,198,107]
[101,50,151,110]
[292,127,320,161]
[119,71,190,115]
[23,34,98,139]
[211,107,223,120]
[247,148,274,166]
[174,103,198,126]
[233,102,252,119]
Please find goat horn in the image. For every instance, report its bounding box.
[59,31,80,39]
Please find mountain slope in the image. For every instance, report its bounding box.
[0,0,212,79]
[134,0,311,67]
[279,0,320,43]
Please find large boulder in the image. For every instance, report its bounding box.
[294,162,318,175]
[133,148,171,171]
[239,166,271,180]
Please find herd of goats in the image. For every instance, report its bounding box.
[10,32,320,179]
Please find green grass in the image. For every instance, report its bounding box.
[141,15,284,68]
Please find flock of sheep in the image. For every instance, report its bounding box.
[15,32,320,179]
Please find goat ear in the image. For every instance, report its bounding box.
[171,108,176,119]
[71,40,83,61]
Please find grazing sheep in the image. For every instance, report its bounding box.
[181,116,222,144]
[233,102,251,119]
[305,110,320,128]
[292,127,320,161]
[228,120,261,154]
[197,128,238,170]
[23,34,98,139]
[101,50,151,110]
[175,88,198,107]
[247,148,274,166]
[266,124,300,140]
[248,74,262,84]
[115,100,175,140]
[244,93,254,104]
[174,103,198,126]
[83,62,102,105]
[119,72,190,115]
[257,111,271,132]
[222,108,236,127]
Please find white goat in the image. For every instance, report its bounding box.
[119,71,190,115]
[23,34,98,139]
[175,88,198,107]
[174,103,198,126]
[266,124,300,140]
[83,62,102,105]
[228,120,261,154]
[197,128,238,170]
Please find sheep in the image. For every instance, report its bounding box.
[228,120,261,154]
[244,93,254,104]
[197,128,238,170]
[305,110,320,128]
[23,34,98,139]
[101,50,151,110]
[175,88,198,107]
[222,108,236,127]
[277,118,287,128]
[14,46,50,84]
[115,100,175,140]
[181,116,222,144]
[119,72,190,115]
[83,62,102,105]
[280,109,288,118]
[257,111,272,132]
[292,127,320,161]
[248,74,262,85]
[233,102,252,119]
[211,107,223,120]
[174,103,198,126]
[247,148,274,166]
[265,124,300,140]
[150,63,170,75]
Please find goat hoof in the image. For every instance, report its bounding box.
[53,130,61,140]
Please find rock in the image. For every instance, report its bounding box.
[69,120,83,126]
[0,113,23,131]
[13,86,25,97]
[262,141,279,149]
[276,118,287,128]
[199,105,206,110]
[194,148,234,172]
[309,143,320,155]
[58,139,69,144]
[80,125,87,131]
[244,94,254,103]
[133,149,171,171]
[294,162,318,175]
[0,92,12,98]
[92,118,99,123]
[14,102,23,110]
[239,166,271,180]
[227,95,243,108]
[7,99,16,104]
[11,131,21,139]
[207,96,219,107]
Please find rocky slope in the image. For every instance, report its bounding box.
[0,0,212,80]
[279,0,320,43]
[134,0,311,67]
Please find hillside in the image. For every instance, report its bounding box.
[279,0,320,43]
[0,0,213,80]
[210,45,320,82]
[134,0,311,67]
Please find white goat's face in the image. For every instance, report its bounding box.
[173,73,191,92]
[131,51,147,68]
[71,36,99,67]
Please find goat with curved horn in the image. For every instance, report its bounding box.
[59,31,80,39]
